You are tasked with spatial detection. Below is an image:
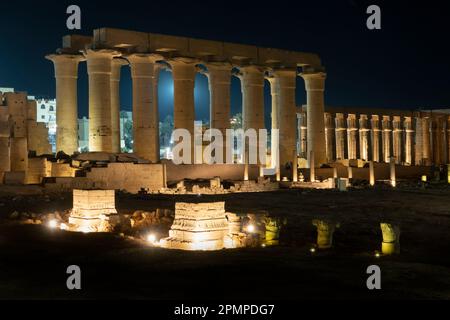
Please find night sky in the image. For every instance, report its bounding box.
[1,0,450,125]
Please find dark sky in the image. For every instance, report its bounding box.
[1,0,450,124]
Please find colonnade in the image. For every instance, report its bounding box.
[298,111,450,166]
[47,51,326,169]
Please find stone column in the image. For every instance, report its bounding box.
[433,117,444,165]
[382,116,391,163]
[392,116,402,164]
[369,161,375,186]
[239,66,265,168]
[347,114,357,160]
[153,64,162,161]
[268,77,279,165]
[128,54,161,162]
[301,71,327,166]
[169,58,198,161]
[390,157,396,187]
[370,115,381,162]
[335,113,346,160]
[359,114,369,161]
[84,49,120,152]
[46,54,84,154]
[0,109,10,183]
[309,150,315,182]
[297,112,307,158]
[422,117,431,165]
[110,58,128,153]
[272,69,297,170]
[404,117,414,165]
[324,112,335,162]
[206,63,232,163]
[414,116,423,165]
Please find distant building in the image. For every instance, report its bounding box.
[120,111,133,151]
[0,87,15,94]
[77,117,89,152]
[36,98,57,152]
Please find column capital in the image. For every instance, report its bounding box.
[84,49,121,75]
[269,68,297,78]
[125,53,163,65]
[46,53,85,63]
[204,62,232,85]
[126,54,162,79]
[300,71,326,91]
[167,57,198,81]
[45,53,85,78]
[83,49,121,59]
[166,57,199,67]
[269,68,297,89]
[236,65,265,87]
[111,58,128,81]
[236,65,265,75]
[204,62,232,71]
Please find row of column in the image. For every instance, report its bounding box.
[47,51,327,169]
[298,112,450,165]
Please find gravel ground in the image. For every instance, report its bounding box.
[0,185,449,300]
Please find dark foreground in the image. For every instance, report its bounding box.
[0,185,450,300]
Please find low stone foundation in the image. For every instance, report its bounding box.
[160,202,229,251]
[66,189,118,232]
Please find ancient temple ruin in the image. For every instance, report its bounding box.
[0,89,51,184]
[160,202,230,251]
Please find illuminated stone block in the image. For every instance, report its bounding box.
[380,223,400,255]
[313,219,339,249]
[68,189,118,232]
[160,202,229,251]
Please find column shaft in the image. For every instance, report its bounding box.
[392,116,402,164]
[335,113,346,160]
[128,54,160,162]
[422,117,431,165]
[46,54,83,154]
[240,66,265,166]
[371,115,381,162]
[347,114,357,160]
[170,58,197,160]
[85,49,119,152]
[359,115,369,161]
[414,116,423,165]
[207,63,231,162]
[272,69,297,169]
[404,117,414,165]
[324,112,335,162]
[110,59,127,153]
[382,116,391,163]
[302,72,327,166]
[297,112,307,158]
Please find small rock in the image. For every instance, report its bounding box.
[9,211,19,219]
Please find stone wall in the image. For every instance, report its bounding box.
[165,162,259,183]
[44,163,166,193]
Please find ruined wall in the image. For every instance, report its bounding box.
[26,158,50,184]
[44,163,166,193]
[26,99,51,155]
[86,163,166,193]
[165,162,259,183]
[0,106,11,183]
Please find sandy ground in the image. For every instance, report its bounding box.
[0,184,450,300]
